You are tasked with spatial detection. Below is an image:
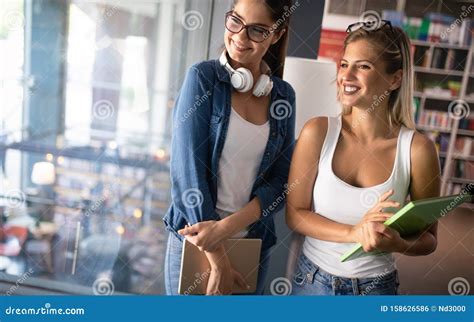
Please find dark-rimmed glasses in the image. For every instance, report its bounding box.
[225,11,273,43]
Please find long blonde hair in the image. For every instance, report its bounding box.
[339,24,415,129]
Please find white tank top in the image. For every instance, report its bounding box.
[216,107,270,238]
[302,116,415,278]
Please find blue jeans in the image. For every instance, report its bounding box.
[291,253,399,295]
[164,233,270,295]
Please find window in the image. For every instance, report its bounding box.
[1,0,213,295]
[0,0,24,190]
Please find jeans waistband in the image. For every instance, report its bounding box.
[299,252,398,285]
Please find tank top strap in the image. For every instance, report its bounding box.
[395,125,415,183]
[319,116,342,169]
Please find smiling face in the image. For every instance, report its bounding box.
[224,0,283,68]
[337,39,402,110]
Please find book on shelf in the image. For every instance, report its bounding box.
[425,132,450,155]
[445,183,473,197]
[403,12,473,46]
[459,118,474,131]
[446,159,474,181]
[444,48,455,70]
[418,110,452,129]
[454,137,474,158]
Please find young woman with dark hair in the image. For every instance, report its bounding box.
[164,0,295,295]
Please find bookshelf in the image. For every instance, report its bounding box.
[412,40,474,196]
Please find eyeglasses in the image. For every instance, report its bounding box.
[346,19,394,35]
[225,11,273,43]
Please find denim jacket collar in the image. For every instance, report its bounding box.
[214,59,288,98]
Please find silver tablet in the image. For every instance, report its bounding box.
[178,238,262,295]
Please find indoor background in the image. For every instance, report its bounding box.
[0,0,472,295]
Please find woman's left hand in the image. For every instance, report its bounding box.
[178,220,229,252]
[361,222,408,253]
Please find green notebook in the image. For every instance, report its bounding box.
[340,193,473,262]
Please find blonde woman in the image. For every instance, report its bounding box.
[286,20,440,295]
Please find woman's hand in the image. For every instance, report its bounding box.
[349,189,407,253]
[360,221,408,253]
[178,220,230,252]
[204,244,249,295]
[206,266,249,295]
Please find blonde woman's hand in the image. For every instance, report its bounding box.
[349,189,401,247]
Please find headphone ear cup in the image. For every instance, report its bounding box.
[253,74,273,97]
[233,67,253,92]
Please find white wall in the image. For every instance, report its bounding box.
[283,57,340,138]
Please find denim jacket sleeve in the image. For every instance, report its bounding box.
[169,65,221,226]
[252,86,296,219]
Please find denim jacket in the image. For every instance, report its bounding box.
[163,59,296,251]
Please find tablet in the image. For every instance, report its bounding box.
[340,193,473,262]
[178,238,262,295]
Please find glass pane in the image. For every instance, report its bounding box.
[1,0,212,295]
[0,0,24,199]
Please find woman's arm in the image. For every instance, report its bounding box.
[170,65,221,226]
[178,198,261,251]
[398,132,440,255]
[286,117,356,242]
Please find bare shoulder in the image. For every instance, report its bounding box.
[294,116,329,164]
[410,131,439,164]
[410,131,441,198]
[299,116,328,143]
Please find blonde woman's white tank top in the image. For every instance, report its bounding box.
[302,116,415,278]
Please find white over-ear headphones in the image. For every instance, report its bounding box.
[219,51,273,97]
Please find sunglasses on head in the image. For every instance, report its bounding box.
[346,19,402,51]
[346,19,394,34]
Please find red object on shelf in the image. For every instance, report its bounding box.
[0,226,28,256]
[319,29,346,63]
